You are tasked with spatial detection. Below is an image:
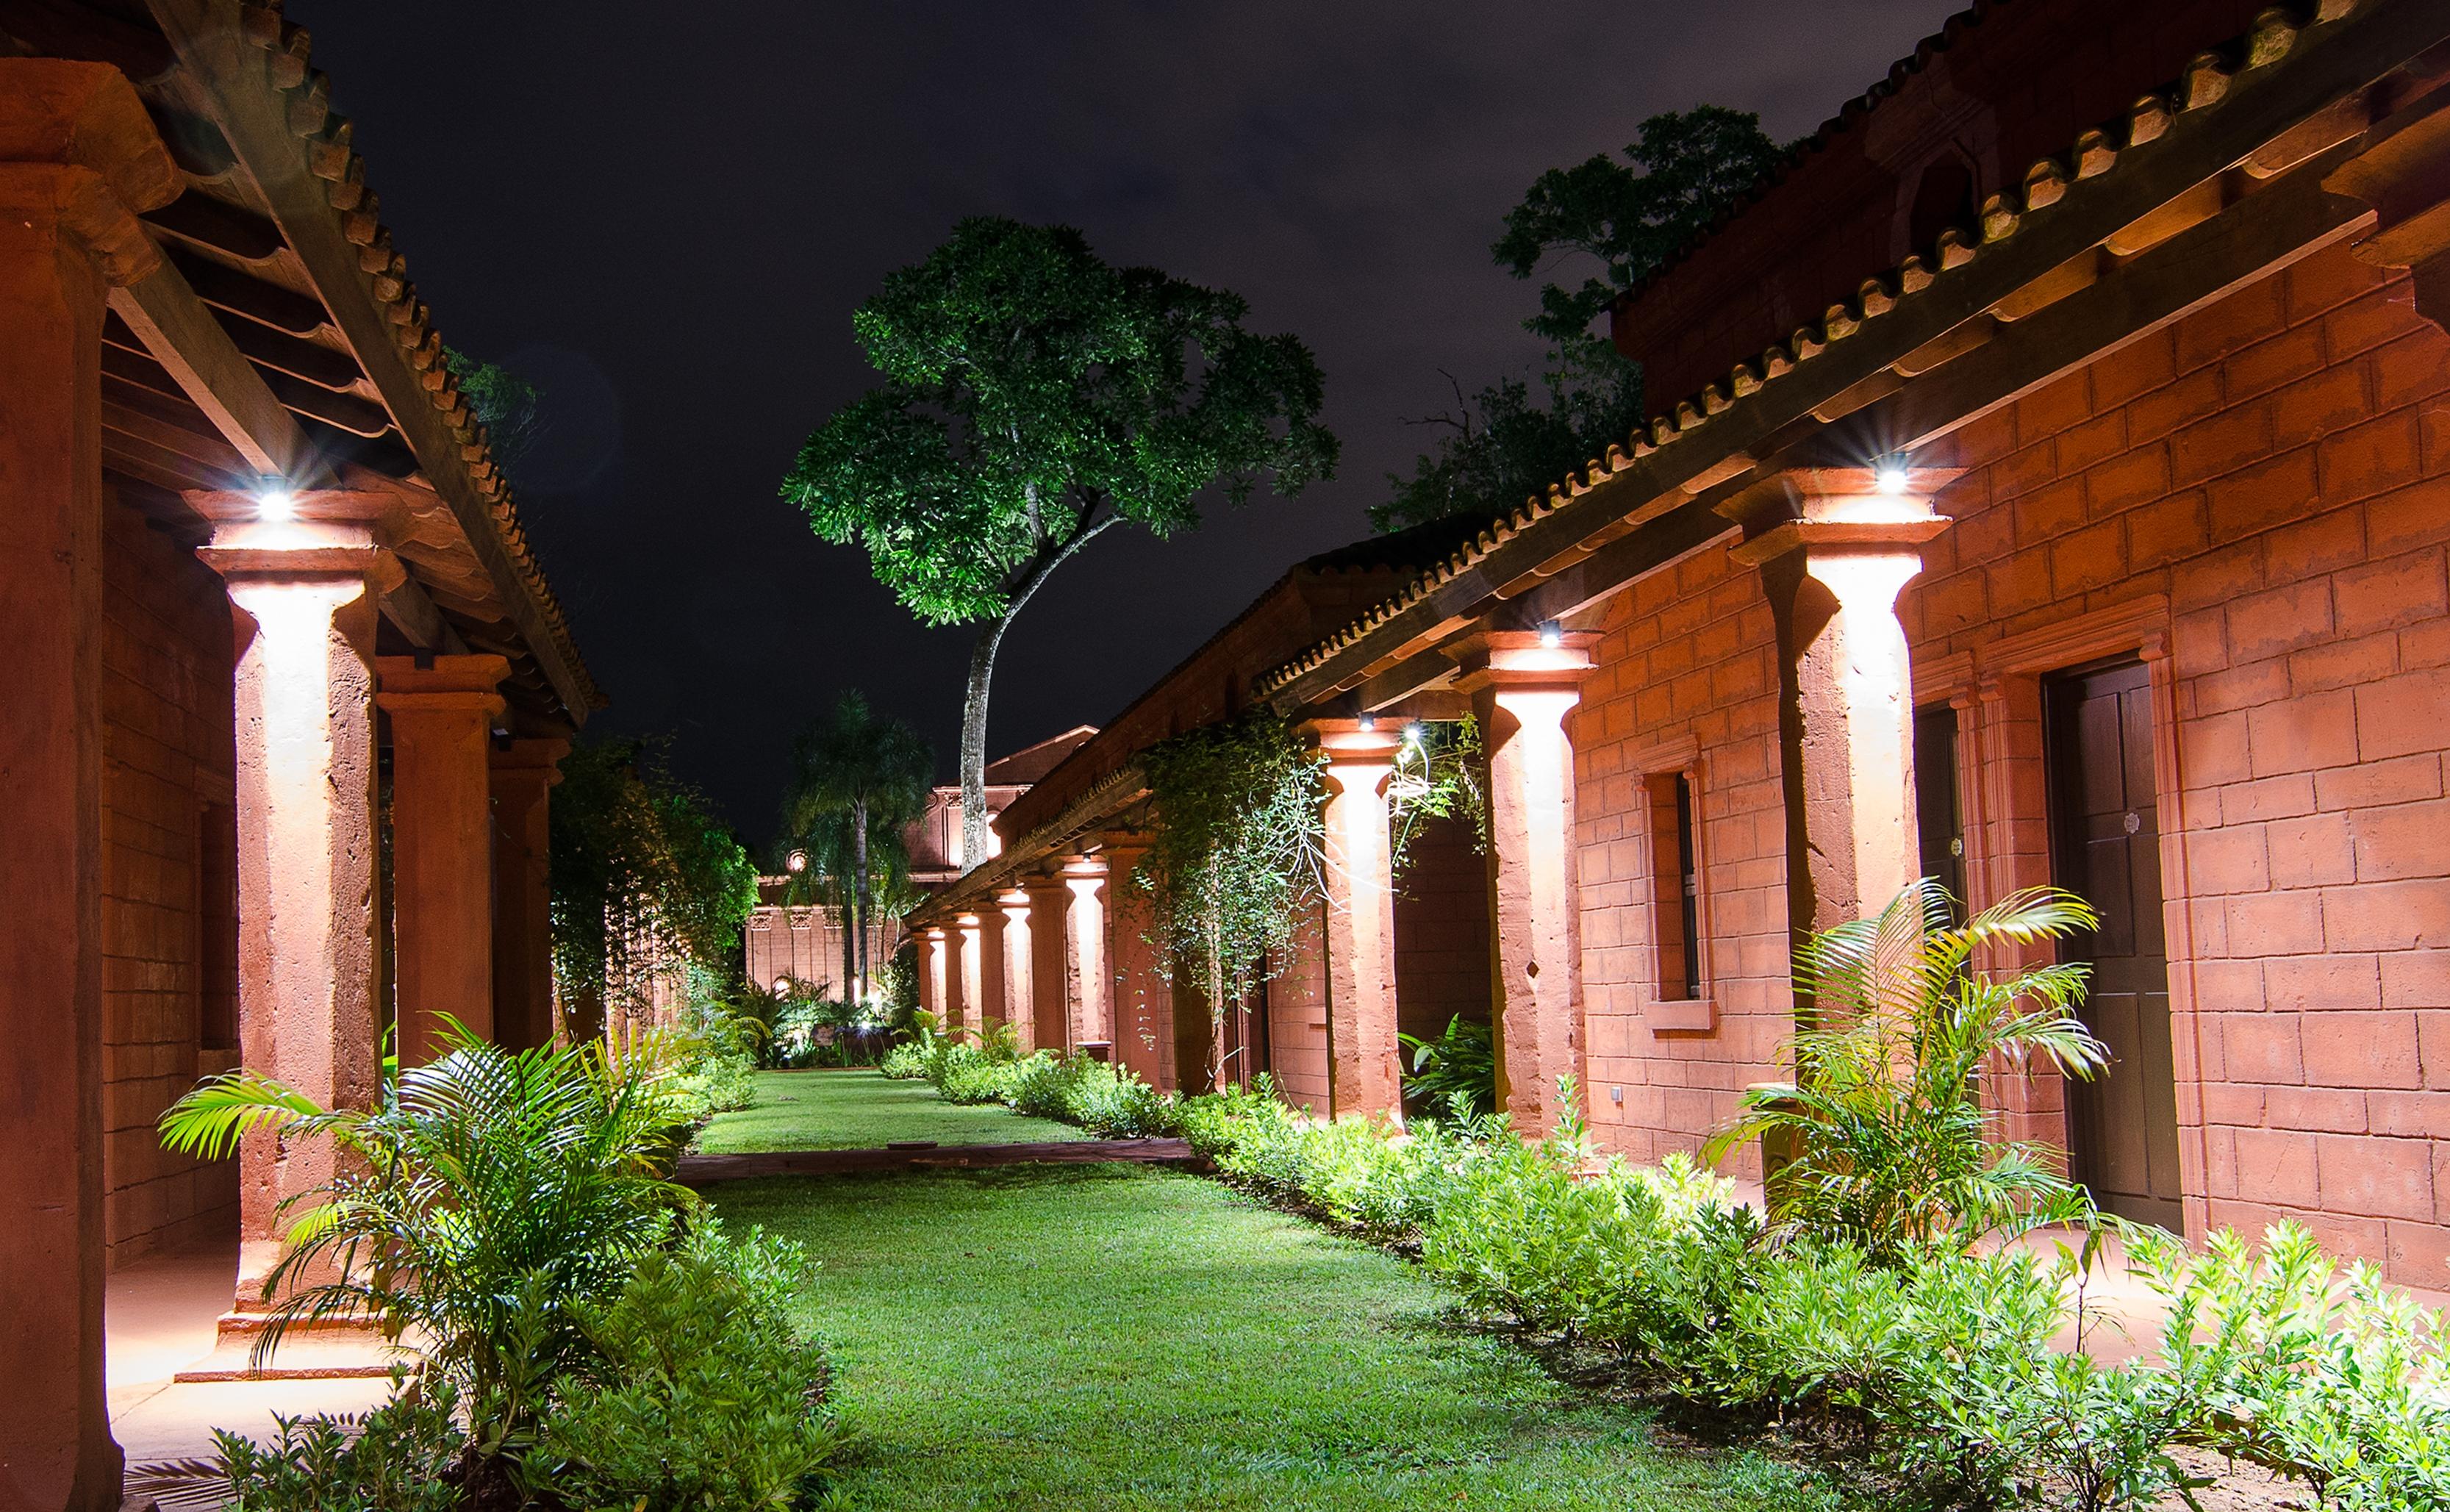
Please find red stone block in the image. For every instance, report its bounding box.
[2354,667,2450,761]
[2263,950,2380,1012]
[2381,952,2450,1011]
[2232,1126,2321,1207]
[2227,578,2334,664]
[2315,753,2444,811]
[2286,247,2390,326]
[2366,479,2450,558]
[2130,367,2225,445]
[2247,690,2359,778]
[2019,368,2093,441]
[2320,412,2424,506]
[2335,551,2448,638]
[2179,274,2290,372]
[2365,1090,2449,1139]
[2265,1086,2369,1133]
[2207,446,2321,541]
[2125,490,2209,570]
[2179,711,2253,787]
[2324,285,2428,364]
[2185,825,2271,895]
[2268,363,2371,452]
[2317,1133,2435,1220]
[2050,518,2125,596]
[2354,798,2450,883]
[2384,1219,2450,1289]
[2224,323,2328,404]
[2173,538,2265,612]
[2368,330,2450,413]
[2218,1012,2306,1083]
[2329,880,2450,957]
[2196,659,2290,716]
[2290,632,2399,695]
[2173,400,2278,489]
[2227,891,2326,956]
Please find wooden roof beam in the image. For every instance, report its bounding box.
[107,248,319,481]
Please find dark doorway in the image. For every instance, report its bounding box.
[1913,704,1966,917]
[2045,661,2183,1230]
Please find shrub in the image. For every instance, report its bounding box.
[540,1221,841,1512]
[158,1024,695,1472]
[133,1374,460,1512]
[1395,1014,1497,1117]
[878,1042,928,1080]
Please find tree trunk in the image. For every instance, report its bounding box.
[851,798,872,1004]
[959,620,1006,875]
[1206,909,1229,1093]
[838,884,856,1007]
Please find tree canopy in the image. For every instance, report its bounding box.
[782,216,1336,867]
[445,347,548,483]
[1375,107,1785,534]
[776,691,934,1000]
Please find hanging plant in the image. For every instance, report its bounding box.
[1134,712,1328,1091]
[1388,715,1488,876]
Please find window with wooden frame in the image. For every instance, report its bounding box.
[1642,768,1711,1030]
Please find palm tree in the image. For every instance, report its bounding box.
[779,692,932,1004]
[1706,878,2111,1258]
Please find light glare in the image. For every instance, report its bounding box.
[1874,466,1910,496]
[257,487,296,521]
[1537,620,1563,649]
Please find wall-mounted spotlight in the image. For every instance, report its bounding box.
[1537,620,1564,649]
[256,483,297,522]
[1874,465,1910,496]
[1403,722,1426,746]
[1355,712,1376,732]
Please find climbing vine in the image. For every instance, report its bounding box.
[1133,712,1327,1091]
[1388,716,1488,875]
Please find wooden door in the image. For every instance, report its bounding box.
[2046,662,2183,1230]
[1913,705,1966,917]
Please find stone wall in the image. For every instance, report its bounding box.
[1391,811,1492,1045]
[1570,244,2450,1283]
[100,495,237,1266]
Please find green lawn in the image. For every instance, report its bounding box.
[714,1162,1829,1511]
[692,1069,1087,1153]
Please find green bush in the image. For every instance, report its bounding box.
[878,1042,928,1079]
[135,1375,460,1512]
[540,1221,841,1512]
[1395,1014,1497,1117]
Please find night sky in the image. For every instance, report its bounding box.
[304,1,1941,845]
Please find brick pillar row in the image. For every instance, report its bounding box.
[1309,719,1405,1122]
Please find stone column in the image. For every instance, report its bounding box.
[948,915,979,1033]
[489,737,567,1052]
[998,889,1036,1053]
[379,656,509,1064]
[969,910,1006,1033]
[1100,840,1167,1086]
[1458,631,1597,1136]
[1730,468,1953,940]
[919,927,946,1023]
[0,58,178,1512]
[1059,855,1110,1048]
[194,502,398,1321]
[1025,878,1072,1053]
[1310,720,1405,1122]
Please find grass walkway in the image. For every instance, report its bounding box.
[714,1153,1828,1510]
[693,1069,1088,1153]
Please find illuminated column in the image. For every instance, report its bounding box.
[951,914,983,1032]
[1730,467,1953,939]
[1309,720,1404,1122]
[1458,631,1597,1136]
[998,889,1035,1053]
[380,656,509,1064]
[489,738,567,1052]
[0,58,178,1511]
[920,927,947,1024]
[1059,855,1110,1048]
[970,910,1006,1033]
[1025,878,1072,1053]
[196,502,395,1319]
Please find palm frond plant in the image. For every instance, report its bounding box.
[158,1019,698,1473]
[1706,878,2110,1259]
[1397,1014,1497,1117]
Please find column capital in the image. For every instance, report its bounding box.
[1059,851,1111,881]
[1450,630,1599,695]
[489,736,570,784]
[0,58,180,285]
[376,653,510,719]
[194,503,404,589]
[995,888,1033,918]
[1304,717,1403,763]
[1726,466,1962,566]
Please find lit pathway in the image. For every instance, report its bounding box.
[709,1073,1822,1512]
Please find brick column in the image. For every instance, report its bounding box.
[489,737,566,1052]
[946,915,977,1033]
[195,502,398,1325]
[1310,719,1405,1122]
[997,889,1035,1053]
[969,910,1006,1033]
[1458,631,1597,1135]
[920,926,947,1024]
[1059,855,1110,1049]
[1100,839,1167,1086]
[1025,878,1072,1053]
[1730,467,1954,940]
[0,58,178,1512]
[379,656,509,1064]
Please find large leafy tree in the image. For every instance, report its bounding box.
[1376,107,1785,534]
[777,691,933,1001]
[783,218,1338,869]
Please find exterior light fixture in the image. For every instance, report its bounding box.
[1403,722,1426,745]
[785,848,808,874]
[1537,620,1563,649]
[1874,465,1910,496]
[1356,712,1376,732]
[772,975,791,995]
[256,483,296,521]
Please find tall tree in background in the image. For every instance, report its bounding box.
[1375,107,1785,533]
[445,348,548,482]
[783,218,1338,870]
[778,691,933,1000]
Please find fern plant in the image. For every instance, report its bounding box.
[1707,878,2109,1258]
[158,1020,698,1469]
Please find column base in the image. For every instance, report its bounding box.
[171,1312,403,1383]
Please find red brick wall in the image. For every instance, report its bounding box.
[1391,811,1491,1043]
[1572,244,2450,1282]
[100,496,238,1266]
[1267,902,1331,1111]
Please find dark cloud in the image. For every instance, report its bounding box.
[303,0,1944,842]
